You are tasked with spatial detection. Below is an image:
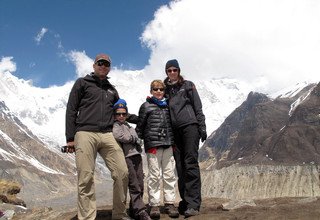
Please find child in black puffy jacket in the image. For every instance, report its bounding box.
[136,80,179,219]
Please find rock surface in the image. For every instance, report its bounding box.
[11,197,320,220]
[201,165,320,199]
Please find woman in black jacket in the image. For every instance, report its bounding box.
[164,59,207,217]
[136,80,179,219]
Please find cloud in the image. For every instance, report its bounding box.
[34,27,48,45]
[67,51,93,78]
[0,57,16,74]
[141,0,320,93]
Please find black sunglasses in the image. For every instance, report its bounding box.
[115,113,127,117]
[166,68,178,73]
[152,88,164,92]
[96,60,110,67]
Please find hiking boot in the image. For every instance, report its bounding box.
[128,207,135,219]
[164,203,179,218]
[149,206,160,219]
[178,200,187,215]
[184,208,199,218]
[138,210,152,220]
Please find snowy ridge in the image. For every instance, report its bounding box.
[0,130,63,174]
[288,89,313,116]
[269,81,317,116]
[0,65,317,153]
[0,67,254,148]
[270,81,313,99]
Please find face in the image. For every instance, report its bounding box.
[93,60,111,79]
[114,108,127,123]
[166,67,179,82]
[151,85,165,100]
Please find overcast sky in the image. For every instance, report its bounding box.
[1,0,319,93]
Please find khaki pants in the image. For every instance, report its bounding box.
[147,146,176,206]
[75,131,129,220]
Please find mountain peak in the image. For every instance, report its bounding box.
[200,82,320,168]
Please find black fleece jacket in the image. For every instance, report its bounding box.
[164,77,206,134]
[65,73,119,142]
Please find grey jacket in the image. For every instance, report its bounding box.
[113,121,141,158]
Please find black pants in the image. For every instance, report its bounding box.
[126,154,146,218]
[173,124,201,211]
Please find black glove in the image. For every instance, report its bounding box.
[135,138,143,153]
[199,130,207,143]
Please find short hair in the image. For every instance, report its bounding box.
[150,80,165,93]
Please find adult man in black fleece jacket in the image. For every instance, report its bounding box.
[65,54,131,220]
[164,59,207,218]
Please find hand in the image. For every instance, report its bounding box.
[200,130,207,142]
[135,138,143,153]
[66,141,75,153]
[67,146,75,153]
[136,145,142,153]
[135,138,143,146]
[132,136,143,152]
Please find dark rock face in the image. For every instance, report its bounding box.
[262,83,320,165]
[200,82,320,168]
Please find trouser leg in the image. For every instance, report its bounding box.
[173,133,185,204]
[99,132,129,220]
[161,147,176,204]
[174,125,202,210]
[126,155,146,218]
[147,149,161,206]
[74,131,98,220]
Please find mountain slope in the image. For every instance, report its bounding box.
[262,82,320,164]
[199,82,319,168]
[199,82,320,200]
[0,100,78,206]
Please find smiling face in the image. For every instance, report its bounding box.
[150,80,165,100]
[166,67,180,82]
[114,108,127,123]
[93,60,111,80]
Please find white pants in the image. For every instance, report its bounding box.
[147,146,176,206]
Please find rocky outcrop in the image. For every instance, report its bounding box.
[0,179,25,207]
[0,179,27,219]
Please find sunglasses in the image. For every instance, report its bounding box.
[152,88,164,92]
[96,60,110,67]
[166,68,178,73]
[115,113,127,117]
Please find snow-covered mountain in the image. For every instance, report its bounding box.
[0,62,316,151]
[0,69,72,147]
[0,67,256,149]
[1,63,318,207]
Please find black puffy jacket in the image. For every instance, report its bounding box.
[136,97,174,150]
